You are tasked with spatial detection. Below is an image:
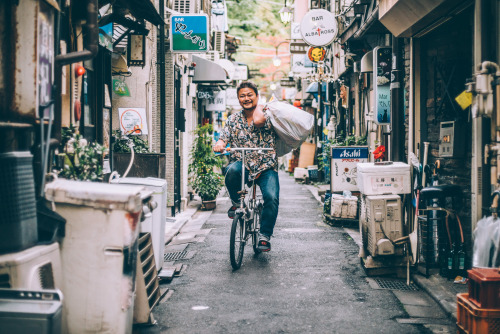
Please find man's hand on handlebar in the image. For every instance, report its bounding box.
[213,139,227,153]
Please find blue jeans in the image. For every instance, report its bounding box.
[224,161,279,238]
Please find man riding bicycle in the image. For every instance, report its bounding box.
[213,81,279,252]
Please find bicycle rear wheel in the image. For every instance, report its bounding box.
[230,213,245,270]
[252,203,263,254]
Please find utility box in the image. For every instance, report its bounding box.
[439,121,463,158]
[357,162,411,195]
[364,194,403,256]
[331,146,369,192]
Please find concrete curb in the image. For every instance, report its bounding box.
[164,201,201,245]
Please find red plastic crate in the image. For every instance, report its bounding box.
[468,268,500,309]
[457,293,500,334]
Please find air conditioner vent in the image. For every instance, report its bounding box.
[213,31,225,58]
[36,262,55,289]
[0,273,10,288]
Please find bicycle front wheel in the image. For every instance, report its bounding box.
[230,213,245,270]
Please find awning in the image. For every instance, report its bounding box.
[378,0,471,37]
[360,50,373,73]
[305,82,326,94]
[114,0,165,26]
[192,56,229,84]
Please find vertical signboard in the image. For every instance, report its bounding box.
[331,146,369,192]
[38,2,54,118]
[170,15,209,52]
[373,46,392,124]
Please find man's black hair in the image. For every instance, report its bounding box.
[237,81,259,96]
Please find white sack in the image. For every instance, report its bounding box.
[265,99,314,156]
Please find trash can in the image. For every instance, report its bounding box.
[0,288,62,334]
[45,179,151,334]
[111,177,167,271]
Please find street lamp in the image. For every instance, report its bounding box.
[279,0,293,25]
[273,40,290,67]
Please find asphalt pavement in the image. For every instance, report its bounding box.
[134,171,457,334]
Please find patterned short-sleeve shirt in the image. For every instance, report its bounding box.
[219,109,277,180]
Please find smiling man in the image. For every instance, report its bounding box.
[213,81,279,252]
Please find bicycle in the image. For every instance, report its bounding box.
[224,147,273,270]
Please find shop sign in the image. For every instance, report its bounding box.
[233,65,248,80]
[373,46,392,125]
[99,23,113,51]
[113,78,130,96]
[205,90,226,111]
[37,2,54,118]
[307,46,326,62]
[280,79,296,87]
[118,108,148,135]
[291,22,302,40]
[197,91,214,99]
[226,88,240,107]
[291,54,313,73]
[331,146,369,192]
[289,41,309,54]
[300,9,338,47]
[170,14,208,52]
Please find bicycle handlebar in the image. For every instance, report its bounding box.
[228,147,274,151]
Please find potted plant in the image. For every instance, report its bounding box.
[188,124,224,210]
[57,127,107,182]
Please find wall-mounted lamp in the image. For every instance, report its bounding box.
[127,32,146,67]
[270,83,277,91]
[279,0,293,25]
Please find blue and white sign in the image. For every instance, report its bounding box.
[373,46,392,125]
[331,146,369,192]
[170,14,208,52]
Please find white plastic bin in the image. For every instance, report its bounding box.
[357,162,411,195]
[45,179,149,334]
[331,194,358,219]
[111,177,167,271]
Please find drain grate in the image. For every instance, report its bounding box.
[164,251,188,261]
[372,278,420,291]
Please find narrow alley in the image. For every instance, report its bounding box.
[136,172,456,334]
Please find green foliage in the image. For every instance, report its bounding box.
[188,124,225,201]
[317,135,368,172]
[111,130,151,153]
[57,127,107,182]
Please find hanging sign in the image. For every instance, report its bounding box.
[113,78,130,96]
[373,46,392,125]
[226,88,240,107]
[292,54,313,73]
[290,41,309,54]
[118,108,148,135]
[233,65,248,80]
[205,90,226,111]
[300,9,338,47]
[170,14,208,52]
[307,46,326,62]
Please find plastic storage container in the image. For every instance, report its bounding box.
[330,194,358,219]
[0,289,62,334]
[294,167,308,179]
[468,268,500,309]
[0,152,38,254]
[112,177,167,271]
[307,165,319,181]
[45,179,150,334]
[357,162,411,195]
[457,293,500,334]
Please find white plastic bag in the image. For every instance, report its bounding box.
[265,99,314,156]
[472,216,500,267]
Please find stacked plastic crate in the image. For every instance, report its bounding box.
[456,268,500,333]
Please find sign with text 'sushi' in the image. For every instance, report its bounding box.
[373,46,392,125]
[170,14,208,52]
[331,146,369,192]
[300,9,338,47]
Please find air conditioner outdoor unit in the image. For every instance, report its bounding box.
[363,194,404,257]
[213,31,225,58]
[0,243,62,290]
[204,51,220,62]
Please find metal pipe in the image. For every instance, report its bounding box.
[422,142,430,187]
[160,0,166,154]
[54,0,98,66]
[390,36,404,162]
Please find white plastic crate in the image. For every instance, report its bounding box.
[331,194,358,219]
[357,162,411,195]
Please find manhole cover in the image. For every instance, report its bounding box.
[372,278,419,291]
[164,251,188,261]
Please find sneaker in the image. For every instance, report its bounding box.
[257,234,271,252]
[228,206,237,219]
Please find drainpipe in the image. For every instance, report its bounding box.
[159,0,166,154]
[53,0,98,140]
